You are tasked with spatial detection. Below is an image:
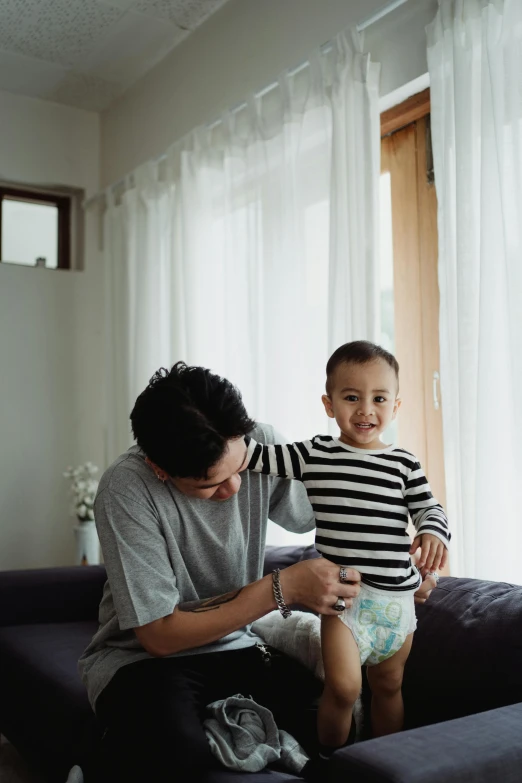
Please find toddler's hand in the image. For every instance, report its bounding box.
[414,570,439,604]
[410,533,447,572]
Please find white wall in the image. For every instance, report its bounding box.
[101,0,437,187]
[0,90,104,569]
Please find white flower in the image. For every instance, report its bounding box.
[64,462,99,524]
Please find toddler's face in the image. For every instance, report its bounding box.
[322,359,400,449]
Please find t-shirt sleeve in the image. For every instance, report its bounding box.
[94,485,180,630]
[251,425,315,534]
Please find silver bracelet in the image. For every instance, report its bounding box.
[272,568,292,618]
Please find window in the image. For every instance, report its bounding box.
[0,186,72,269]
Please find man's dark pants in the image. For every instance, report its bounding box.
[84,645,322,782]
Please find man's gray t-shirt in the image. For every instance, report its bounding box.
[78,424,315,709]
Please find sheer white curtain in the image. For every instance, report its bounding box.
[103,29,380,542]
[428,0,522,581]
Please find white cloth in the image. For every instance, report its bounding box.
[427,0,522,582]
[252,610,325,681]
[102,29,381,553]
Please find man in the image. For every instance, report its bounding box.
[79,362,437,782]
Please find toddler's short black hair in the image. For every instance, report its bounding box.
[130,362,255,479]
[325,340,399,394]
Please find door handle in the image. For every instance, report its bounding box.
[433,371,440,410]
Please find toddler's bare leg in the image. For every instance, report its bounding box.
[318,614,362,748]
[366,632,413,737]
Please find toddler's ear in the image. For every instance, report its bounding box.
[392,397,402,419]
[322,394,335,419]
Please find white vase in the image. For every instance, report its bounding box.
[74,520,100,565]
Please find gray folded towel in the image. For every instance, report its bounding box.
[204,693,309,774]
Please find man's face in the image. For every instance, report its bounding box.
[172,437,247,501]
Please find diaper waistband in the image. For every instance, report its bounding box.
[359,577,420,600]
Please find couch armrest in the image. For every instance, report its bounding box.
[331,703,522,783]
[0,566,106,626]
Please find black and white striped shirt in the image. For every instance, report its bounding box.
[246,434,450,594]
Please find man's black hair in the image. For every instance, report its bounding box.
[325,340,399,394]
[130,362,255,479]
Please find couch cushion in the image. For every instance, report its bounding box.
[0,619,307,783]
[403,577,522,727]
[0,621,98,780]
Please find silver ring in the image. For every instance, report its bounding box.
[339,567,349,583]
[426,571,440,583]
[333,597,346,612]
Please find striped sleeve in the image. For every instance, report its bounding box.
[245,436,312,481]
[405,461,451,547]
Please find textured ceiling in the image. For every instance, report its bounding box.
[0,0,230,112]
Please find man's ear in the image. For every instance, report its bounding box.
[392,397,402,420]
[322,394,335,419]
[145,457,169,482]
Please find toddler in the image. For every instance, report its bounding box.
[244,341,450,779]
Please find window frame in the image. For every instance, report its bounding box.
[0,185,71,270]
[380,88,447,510]
[381,88,431,137]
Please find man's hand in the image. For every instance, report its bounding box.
[280,558,361,616]
[410,533,447,571]
[280,556,437,612]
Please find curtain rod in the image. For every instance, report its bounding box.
[85,0,409,210]
[356,0,409,32]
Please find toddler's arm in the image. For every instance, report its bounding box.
[405,460,450,571]
[244,435,313,481]
[404,461,450,546]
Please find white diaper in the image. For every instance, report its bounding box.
[339,583,417,666]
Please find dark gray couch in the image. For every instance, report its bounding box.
[1,545,522,782]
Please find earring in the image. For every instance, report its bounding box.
[145,457,169,482]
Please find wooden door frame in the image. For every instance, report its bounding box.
[381,89,431,138]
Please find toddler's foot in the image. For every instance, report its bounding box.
[302,753,332,782]
[303,720,357,780]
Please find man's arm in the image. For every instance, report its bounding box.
[136,561,439,656]
[134,558,361,657]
